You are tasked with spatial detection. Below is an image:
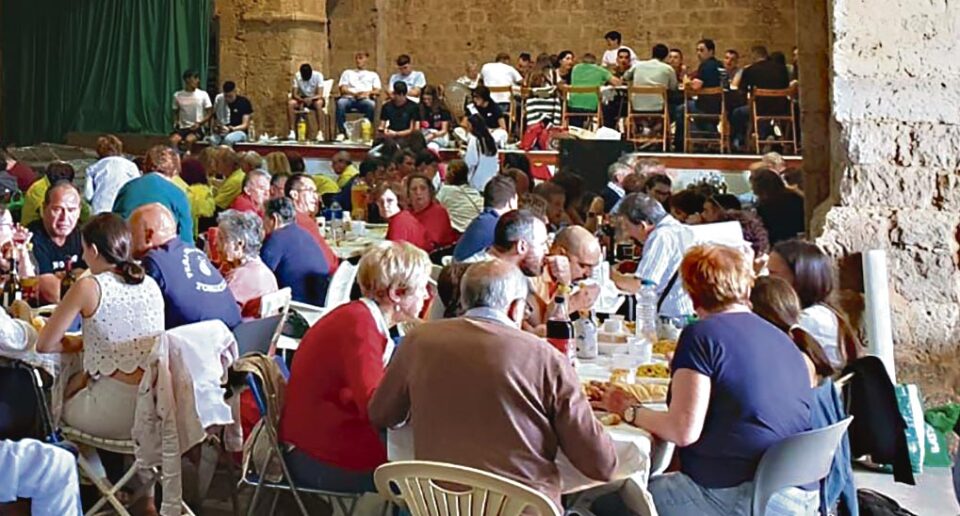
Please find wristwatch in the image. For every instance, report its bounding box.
[623,404,642,425]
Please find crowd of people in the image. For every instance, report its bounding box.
[167,30,800,157]
[0,117,859,516]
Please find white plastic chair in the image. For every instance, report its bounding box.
[258,287,292,356]
[751,416,853,516]
[325,262,359,309]
[374,461,561,516]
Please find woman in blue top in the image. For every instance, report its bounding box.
[600,244,816,516]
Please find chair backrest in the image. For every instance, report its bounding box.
[260,287,292,318]
[751,417,854,516]
[325,261,360,309]
[374,461,561,516]
[233,314,285,356]
[0,360,44,440]
[751,87,794,99]
[564,85,602,100]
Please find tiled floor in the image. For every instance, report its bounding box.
[854,466,958,515]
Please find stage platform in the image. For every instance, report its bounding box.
[233,141,802,172]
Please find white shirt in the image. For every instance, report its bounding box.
[293,71,324,98]
[601,46,637,67]
[388,71,427,99]
[799,304,842,368]
[634,215,695,318]
[338,69,382,96]
[606,181,625,198]
[359,297,394,365]
[83,155,141,214]
[464,135,500,192]
[213,93,231,126]
[464,307,516,328]
[479,62,523,104]
[172,89,212,128]
[0,438,82,515]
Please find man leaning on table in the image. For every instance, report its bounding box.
[368,259,618,510]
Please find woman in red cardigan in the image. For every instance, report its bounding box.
[407,174,459,250]
[278,240,432,492]
[376,182,432,251]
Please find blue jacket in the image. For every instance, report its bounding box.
[811,379,858,515]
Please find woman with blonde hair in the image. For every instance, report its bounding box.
[600,244,816,515]
[279,241,432,492]
[264,151,292,176]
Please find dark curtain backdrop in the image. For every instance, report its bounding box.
[1,0,211,144]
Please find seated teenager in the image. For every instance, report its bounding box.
[287,63,325,141]
[279,241,431,492]
[261,197,331,306]
[407,174,458,251]
[599,244,816,516]
[419,85,453,150]
[468,86,509,148]
[379,82,419,145]
[217,210,279,318]
[131,203,242,329]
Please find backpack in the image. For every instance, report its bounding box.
[855,489,917,516]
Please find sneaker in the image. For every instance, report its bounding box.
[287,130,295,140]
[316,130,324,142]
[335,133,346,142]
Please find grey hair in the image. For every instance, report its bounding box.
[460,259,529,312]
[217,209,265,258]
[242,168,271,189]
[616,193,667,226]
[608,162,632,182]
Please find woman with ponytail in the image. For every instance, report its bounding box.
[750,276,836,387]
[38,213,165,445]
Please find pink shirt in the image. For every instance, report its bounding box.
[224,257,279,318]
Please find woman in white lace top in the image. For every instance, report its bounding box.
[37,213,165,440]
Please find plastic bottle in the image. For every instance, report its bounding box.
[636,279,659,343]
[248,120,257,141]
[575,310,598,360]
[329,200,343,222]
[360,118,373,143]
[296,113,308,142]
[545,295,576,364]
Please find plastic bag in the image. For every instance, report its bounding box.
[894,384,925,474]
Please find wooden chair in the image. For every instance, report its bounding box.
[561,85,603,131]
[515,86,532,137]
[374,461,560,516]
[486,85,517,140]
[683,87,727,153]
[624,85,670,151]
[750,87,799,155]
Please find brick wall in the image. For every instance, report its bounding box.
[327,0,797,91]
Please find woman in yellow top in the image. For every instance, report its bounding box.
[180,159,216,239]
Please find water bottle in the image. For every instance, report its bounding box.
[546,296,576,365]
[575,311,598,359]
[636,279,658,343]
[329,200,343,221]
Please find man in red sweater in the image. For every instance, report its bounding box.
[285,173,339,273]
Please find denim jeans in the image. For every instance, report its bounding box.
[336,97,377,134]
[283,447,376,493]
[209,130,248,146]
[648,472,818,516]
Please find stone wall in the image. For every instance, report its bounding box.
[814,0,960,404]
[326,0,797,105]
[216,0,329,137]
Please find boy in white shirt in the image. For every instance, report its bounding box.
[336,52,382,139]
[287,63,325,141]
[387,54,427,102]
[170,69,213,151]
[601,31,637,69]
[478,53,523,109]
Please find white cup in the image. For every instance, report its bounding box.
[602,317,624,334]
[350,220,366,237]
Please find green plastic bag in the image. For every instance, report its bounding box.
[924,404,960,468]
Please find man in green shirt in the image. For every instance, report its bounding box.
[567,54,622,128]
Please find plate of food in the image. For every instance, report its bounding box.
[636,363,671,381]
[583,379,669,406]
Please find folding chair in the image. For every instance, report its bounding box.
[561,86,603,131]
[0,357,58,442]
[683,87,727,153]
[750,87,799,155]
[624,85,670,151]
[237,358,384,516]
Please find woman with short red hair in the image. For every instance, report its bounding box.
[600,244,817,515]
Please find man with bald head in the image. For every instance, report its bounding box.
[113,145,194,243]
[130,203,241,329]
[370,259,617,510]
[30,181,87,303]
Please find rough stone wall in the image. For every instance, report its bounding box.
[216,0,329,136]
[814,0,960,404]
[327,0,796,92]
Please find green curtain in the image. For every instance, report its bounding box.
[1,0,211,144]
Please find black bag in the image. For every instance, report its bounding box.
[855,489,917,516]
[281,308,310,339]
